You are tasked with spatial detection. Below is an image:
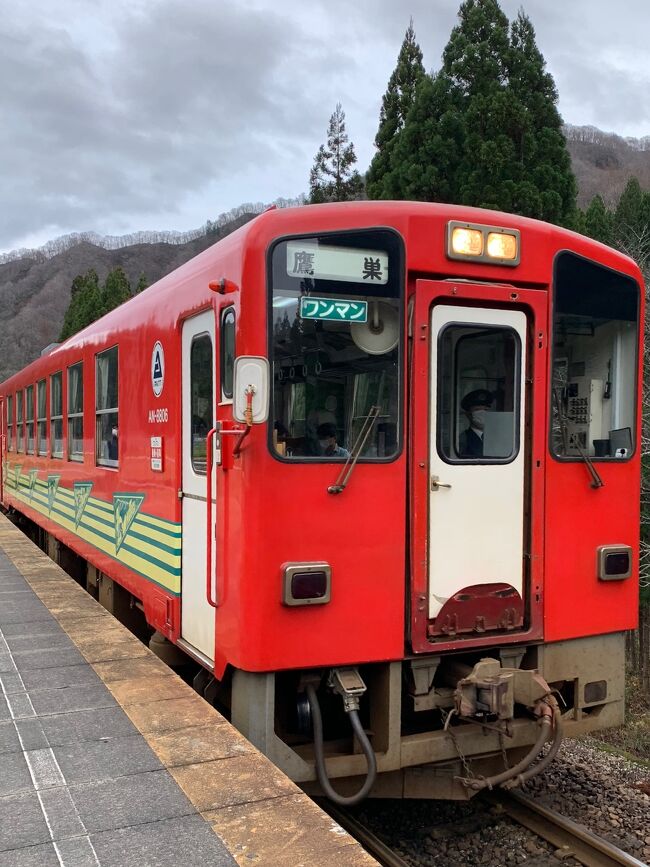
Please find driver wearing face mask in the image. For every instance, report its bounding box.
[459,389,493,457]
[316,422,350,458]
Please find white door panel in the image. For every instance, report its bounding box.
[181,310,216,661]
[428,306,526,620]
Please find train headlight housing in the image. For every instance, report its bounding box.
[447,222,520,266]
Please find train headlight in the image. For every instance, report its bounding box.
[487,231,518,261]
[450,227,483,257]
[447,221,520,266]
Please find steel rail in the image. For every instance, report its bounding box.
[316,801,410,867]
[488,790,647,867]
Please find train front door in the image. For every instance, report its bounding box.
[409,278,548,650]
[180,310,217,663]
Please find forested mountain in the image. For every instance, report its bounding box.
[1,125,650,381]
[565,124,650,208]
[0,210,258,382]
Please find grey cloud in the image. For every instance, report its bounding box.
[2,0,650,253]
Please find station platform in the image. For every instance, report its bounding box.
[0,514,377,867]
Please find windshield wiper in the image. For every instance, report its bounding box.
[552,388,604,489]
[327,406,381,495]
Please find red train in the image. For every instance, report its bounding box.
[0,201,642,802]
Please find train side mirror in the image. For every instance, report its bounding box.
[233,357,270,425]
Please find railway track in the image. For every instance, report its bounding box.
[317,801,411,867]
[320,792,648,867]
[488,790,648,867]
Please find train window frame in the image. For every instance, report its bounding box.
[6,394,13,451]
[549,250,640,463]
[25,385,34,455]
[67,362,84,462]
[16,391,24,452]
[266,226,405,465]
[436,322,522,466]
[37,379,47,456]
[220,307,235,402]
[50,372,63,459]
[95,346,119,469]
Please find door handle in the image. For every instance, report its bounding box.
[430,475,452,491]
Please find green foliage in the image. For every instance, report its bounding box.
[366,19,425,200]
[59,267,137,341]
[584,195,614,245]
[135,272,148,293]
[386,0,577,226]
[389,73,464,202]
[309,103,364,203]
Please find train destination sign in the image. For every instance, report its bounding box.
[299,296,368,323]
[286,241,388,285]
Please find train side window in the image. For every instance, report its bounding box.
[25,385,34,455]
[6,394,13,451]
[16,391,23,452]
[37,379,47,456]
[96,347,119,468]
[190,334,213,474]
[68,362,83,462]
[221,308,235,401]
[50,372,63,459]
[551,252,639,460]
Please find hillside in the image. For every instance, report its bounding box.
[0,212,256,383]
[2,125,650,380]
[565,124,650,208]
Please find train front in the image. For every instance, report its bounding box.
[225,206,642,802]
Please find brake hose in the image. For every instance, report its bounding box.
[306,683,377,806]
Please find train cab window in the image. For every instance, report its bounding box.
[6,394,13,451]
[96,347,119,467]
[68,362,83,461]
[50,372,63,458]
[269,229,403,460]
[16,391,23,452]
[37,379,47,456]
[25,385,34,454]
[437,326,520,462]
[551,253,639,459]
[221,308,235,401]
[190,334,213,473]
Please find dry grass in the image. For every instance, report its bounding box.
[590,673,650,764]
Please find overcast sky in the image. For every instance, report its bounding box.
[2,0,648,254]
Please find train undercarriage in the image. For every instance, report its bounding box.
[20,514,625,802]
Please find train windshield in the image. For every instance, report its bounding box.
[269,229,403,461]
[551,252,639,459]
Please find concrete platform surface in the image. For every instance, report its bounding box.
[0,514,377,867]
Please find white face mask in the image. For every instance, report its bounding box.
[470,410,487,430]
[318,439,330,451]
[111,428,118,437]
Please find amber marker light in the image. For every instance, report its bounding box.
[450,226,483,257]
[487,231,518,261]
